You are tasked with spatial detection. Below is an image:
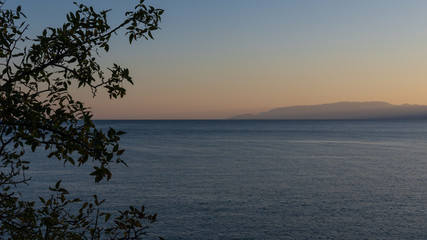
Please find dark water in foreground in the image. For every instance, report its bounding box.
[23,120,427,239]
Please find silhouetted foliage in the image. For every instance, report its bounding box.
[0,0,163,239]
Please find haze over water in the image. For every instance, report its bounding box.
[24,120,427,239]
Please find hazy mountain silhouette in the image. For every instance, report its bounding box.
[231,102,427,120]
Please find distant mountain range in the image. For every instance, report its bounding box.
[231,102,427,120]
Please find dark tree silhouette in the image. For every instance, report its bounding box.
[0,1,163,239]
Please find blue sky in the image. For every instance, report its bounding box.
[6,1,427,119]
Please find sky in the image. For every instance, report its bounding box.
[7,0,427,119]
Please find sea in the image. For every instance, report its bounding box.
[21,120,427,239]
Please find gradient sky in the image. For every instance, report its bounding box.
[8,0,427,119]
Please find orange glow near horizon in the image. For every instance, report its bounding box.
[54,1,427,119]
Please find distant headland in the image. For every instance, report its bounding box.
[231,102,427,120]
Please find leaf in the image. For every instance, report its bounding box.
[95,174,102,183]
[129,34,133,44]
[68,157,75,165]
[105,213,111,222]
[55,180,61,189]
[59,188,69,194]
[31,144,37,152]
[113,144,119,152]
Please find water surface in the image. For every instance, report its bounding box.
[24,120,427,239]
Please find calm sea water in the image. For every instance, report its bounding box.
[22,120,427,239]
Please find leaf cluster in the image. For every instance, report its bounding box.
[1,180,158,239]
[0,1,163,239]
